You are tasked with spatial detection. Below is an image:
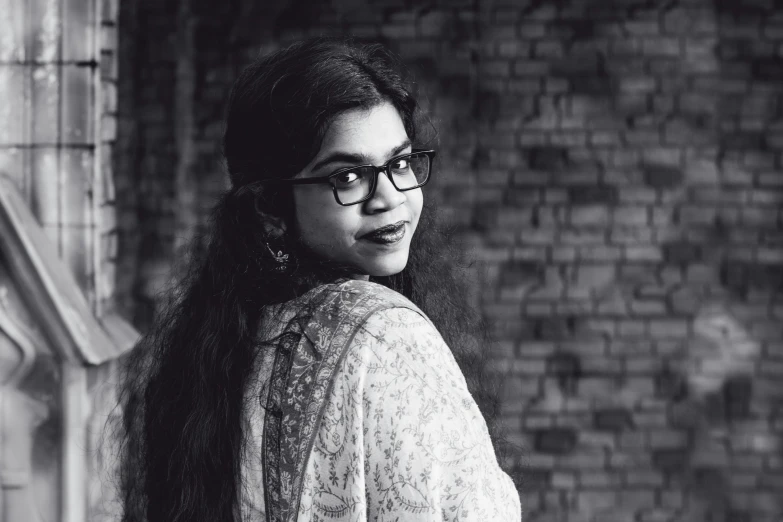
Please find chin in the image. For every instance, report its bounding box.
[361,251,410,277]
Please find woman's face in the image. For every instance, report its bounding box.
[291,102,423,279]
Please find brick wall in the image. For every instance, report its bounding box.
[118,0,783,520]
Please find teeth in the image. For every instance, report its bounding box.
[377,227,400,235]
[367,225,404,241]
[369,225,402,237]
[379,224,402,233]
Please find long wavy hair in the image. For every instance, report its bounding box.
[116,37,513,522]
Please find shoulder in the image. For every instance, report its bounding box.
[326,303,522,520]
[343,304,468,406]
[332,279,414,310]
[301,279,428,338]
[356,305,442,357]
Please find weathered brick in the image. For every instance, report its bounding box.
[551,471,576,489]
[497,207,534,226]
[569,205,610,226]
[613,206,649,226]
[678,205,716,225]
[748,189,783,206]
[758,172,783,186]
[560,228,604,246]
[560,451,606,469]
[625,471,664,487]
[558,170,601,185]
[534,427,578,454]
[379,24,416,39]
[560,340,608,357]
[624,246,663,262]
[525,302,554,316]
[723,376,753,420]
[568,185,617,204]
[550,131,589,147]
[662,241,701,263]
[643,164,684,188]
[546,351,581,392]
[525,146,569,170]
[509,78,542,94]
[568,264,615,300]
[512,169,551,184]
[609,452,651,469]
[577,491,617,511]
[648,429,689,448]
[480,60,511,77]
[512,246,548,262]
[619,490,657,509]
[578,377,616,397]
[660,489,684,509]
[619,77,656,93]
[512,59,548,76]
[551,246,578,262]
[618,432,646,451]
[652,449,690,472]
[533,39,564,58]
[611,227,654,244]
[579,246,622,262]
[544,188,568,203]
[520,467,552,491]
[607,320,647,340]
[594,408,633,431]
[579,471,622,488]
[582,357,622,375]
[417,10,448,37]
[513,358,548,375]
[648,319,690,338]
[741,207,777,226]
[622,356,659,374]
[642,36,681,56]
[585,130,619,147]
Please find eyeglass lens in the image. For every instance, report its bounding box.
[333,152,430,205]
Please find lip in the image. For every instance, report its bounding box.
[360,220,406,238]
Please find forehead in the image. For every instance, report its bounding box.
[318,103,408,156]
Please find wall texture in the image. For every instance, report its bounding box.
[118,0,783,520]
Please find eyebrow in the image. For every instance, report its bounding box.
[310,139,412,174]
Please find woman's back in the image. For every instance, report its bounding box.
[239,280,520,521]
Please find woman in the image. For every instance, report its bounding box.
[117,37,521,521]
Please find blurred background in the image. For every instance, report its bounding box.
[1,0,782,521]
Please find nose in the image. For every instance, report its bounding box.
[364,169,406,213]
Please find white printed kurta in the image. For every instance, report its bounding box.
[239,280,521,522]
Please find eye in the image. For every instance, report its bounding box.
[390,158,410,173]
[334,170,361,186]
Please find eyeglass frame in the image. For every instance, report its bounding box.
[255,149,436,206]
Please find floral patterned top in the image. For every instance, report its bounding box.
[239,279,520,522]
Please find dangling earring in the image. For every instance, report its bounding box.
[265,242,291,273]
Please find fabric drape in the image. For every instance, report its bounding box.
[240,279,521,521]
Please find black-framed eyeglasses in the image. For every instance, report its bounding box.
[258,149,436,206]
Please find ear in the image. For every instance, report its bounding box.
[261,214,287,238]
[250,184,292,238]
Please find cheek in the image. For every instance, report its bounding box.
[408,190,424,227]
[294,192,357,244]
[292,193,321,242]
